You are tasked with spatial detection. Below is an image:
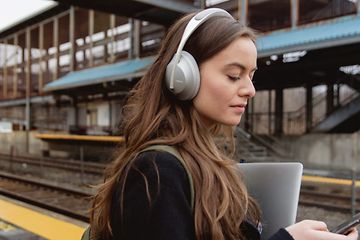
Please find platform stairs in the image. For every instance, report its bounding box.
[234,127,290,162]
[280,72,360,134]
[312,73,360,133]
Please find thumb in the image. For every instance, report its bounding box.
[307,220,329,231]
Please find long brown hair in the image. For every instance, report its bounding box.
[91,11,260,240]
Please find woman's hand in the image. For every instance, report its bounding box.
[285,220,358,240]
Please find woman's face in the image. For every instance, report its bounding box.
[193,36,257,127]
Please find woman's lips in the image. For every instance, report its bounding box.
[230,104,246,113]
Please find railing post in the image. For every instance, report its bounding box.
[9,145,14,173]
[351,168,357,215]
[275,88,284,135]
[305,83,313,132]
[238,0,248,25]
[290,0,299,29]
[80,145,85,184]
[268,90,272,135]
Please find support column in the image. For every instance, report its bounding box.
[13,34,18,98]
[128,19,141,59]
[268,90,272,134]
[25,28,32,153]
[109,100,112,134]
[110,14,116,63]
[3,39,8,98]
[290,0,299,29]
[306,83,313,132]
[274,88,283,135]
[335,83,340,107]
[39,24,44,93]
[69,6,77,72]
[73,97,79,128]
[326,83,334,115]
[88,10,94,67]
[200,0,206,9]
[53,17,59,80]
[21,45,25,98]
[82,38,87,67]
[250,98,255,132]
[104,29,108,63]
[244,102,250,131]
[45,49,49,80]
[238,0,248,24]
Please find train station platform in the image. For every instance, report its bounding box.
[0,195,86,240]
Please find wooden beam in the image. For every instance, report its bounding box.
[128,19,141,59]
[69,6,76,72]
[45,49,49,77]
[39,24,44,94]
[104,29,108,63]
[133,19,141,58]
[26,28,31,99]
[3,39,7,98]
[53,17,59,81]
[238,0,248,24]
[25,27,31,143]
[13,34,18,98]
[200,0,206,9]
[291,0,299,29]
[110,14,116,63]
[88,10,94,67]
[22,44,25,98]
[82,37,87,67]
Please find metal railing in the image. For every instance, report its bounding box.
[248,88,360,135]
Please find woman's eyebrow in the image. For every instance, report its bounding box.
[225,62,257,72]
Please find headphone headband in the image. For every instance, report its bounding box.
[169,8,233,90]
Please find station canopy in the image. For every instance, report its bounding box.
[43,57,154,95]
[257,15,360,58]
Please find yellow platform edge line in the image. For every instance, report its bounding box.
[35,133,125,142]
[0,199,85,240]
[302,175,360,186]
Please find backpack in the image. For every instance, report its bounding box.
[81,145,195,240]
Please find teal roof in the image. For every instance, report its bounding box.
[257,15,360,57]
[44,57,154,92]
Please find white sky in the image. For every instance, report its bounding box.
[0,0,57,32]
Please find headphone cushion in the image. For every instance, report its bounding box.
[165,51,200,100]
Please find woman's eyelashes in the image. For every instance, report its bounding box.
[227,75,241,81]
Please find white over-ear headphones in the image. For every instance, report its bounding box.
[165,8,233,100]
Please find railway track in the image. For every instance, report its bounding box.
[299,186,359,213]
[0,153,105,175]
[0,171,92,222]
[0,152,358,218]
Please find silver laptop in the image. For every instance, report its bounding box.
[237,162,303,240]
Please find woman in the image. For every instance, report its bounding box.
[90,8,358,240]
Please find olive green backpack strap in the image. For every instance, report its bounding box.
[80,145,194,240]
[140,145,195,211]
[81,226,91,240]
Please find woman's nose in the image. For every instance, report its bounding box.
[238,77,256,98]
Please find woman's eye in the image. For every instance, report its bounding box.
[227,75,240,81]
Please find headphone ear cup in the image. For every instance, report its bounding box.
[165,51,200,100]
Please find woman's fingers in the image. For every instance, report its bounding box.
[285,220,359,240]
[305,226,358,240]
[344,227,358,239]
